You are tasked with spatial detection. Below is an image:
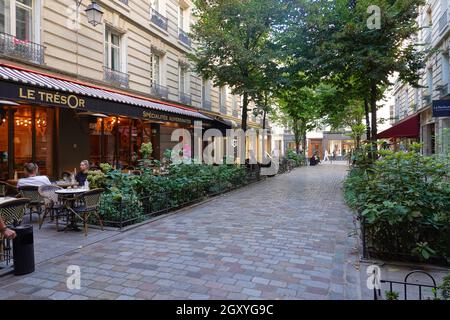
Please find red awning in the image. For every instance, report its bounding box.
[377,114,420,139]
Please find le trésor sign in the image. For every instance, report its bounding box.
[433,100,450,117]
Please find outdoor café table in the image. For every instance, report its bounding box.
[55,181,79,189]
[55,188,87,232]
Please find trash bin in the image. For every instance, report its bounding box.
[11,225,35,276]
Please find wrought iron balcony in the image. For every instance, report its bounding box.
[232,109,239,117]
[424,29,432,44]
[151,9,168,31]
[103,66,129,88]
[150,83,169,99]
[439,83,449,98]
[422,94,432,106]
[202,99,212,110]
[439,9,448,33]
[179,91,192,105]
[0,33,45,64]
[118,0,128,5]
[220,104,227,115]
[178,29,192,47]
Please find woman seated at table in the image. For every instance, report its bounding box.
[75,160,90,187]
[17,163,51,188]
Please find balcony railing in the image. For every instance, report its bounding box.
[150,9,168,31]
[425,29,432,44]
[103,66,129,88]
[422,94,432,106]
[202,99,212,110]
[178,29,192,47]
[179,92,192,105]
[0,33,45,64]
[232,109,239,117]
[150,83,169,99]
[119,0,128,5]
[439,9,448,33]
[439,83,449,97]
[220,104,227,115]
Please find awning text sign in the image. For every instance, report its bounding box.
[433,100,450,117]
[19,87,86,109]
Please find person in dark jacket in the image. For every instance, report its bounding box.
[75,160,90,186]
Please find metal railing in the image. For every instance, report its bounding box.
[0,32,45,64]
[179,91,192,105]
[202,99,212,110]
[439,9,448,33]
[423,94,432,106]
[373,271,438,300]
[178,28,192,47]
[439,83,449,97]
[118,0,128,5]
[425,29,432,44]
[103,66,129,88]
[150,8,168,31]
[150,83,169,99]
[232,109,239,117]
[99,165,263,229]
[220,104,227,115]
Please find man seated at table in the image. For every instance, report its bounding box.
[17,163,51,188]
[75,160,90,187]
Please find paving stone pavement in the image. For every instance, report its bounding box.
[0,165,364,300]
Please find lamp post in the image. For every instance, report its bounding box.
[74,1,104,76]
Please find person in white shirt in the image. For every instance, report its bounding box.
[323,150,330,163]
[17,163,52,188]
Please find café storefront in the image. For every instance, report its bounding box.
[0,64,213,180]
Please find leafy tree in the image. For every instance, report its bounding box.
[282,0,425,150]
[189,0,286,131]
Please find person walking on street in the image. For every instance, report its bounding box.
[323,150,330,163]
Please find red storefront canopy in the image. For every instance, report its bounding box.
[377,114,420,139]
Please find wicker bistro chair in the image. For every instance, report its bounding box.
[72,188,104,236]
[0,181,18,197]
[0,198,30,264]
[38,185,64,230]
[18,186,45,223]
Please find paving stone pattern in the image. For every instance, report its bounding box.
[0,165,363,300]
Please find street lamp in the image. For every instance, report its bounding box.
[75,0,104,27]
[85,1,104,27]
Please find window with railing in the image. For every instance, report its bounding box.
[104,27,128,88]
[0,0,43,64]
[179,91,191,105]
[150,8,168,31]
[178,28,191,47]
[439,8,448,32]
[150,83,169,99]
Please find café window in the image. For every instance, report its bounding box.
[0,0,34,41]
[104,27,122,71]
[0,106,55,180]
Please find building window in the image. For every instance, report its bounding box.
[150,53,161,86]
[179,65,187,93]
[0,0,34,40]
[15,0,31,40]
[104,27,121,71]
[179,7,185,31]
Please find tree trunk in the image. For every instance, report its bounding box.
[364,98,371,142]
[370,83,378,158]
[262,110,266,130]
[293,118,301,154]
[242,92,249,132]
[301,132,307,154]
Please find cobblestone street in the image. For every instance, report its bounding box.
[0,164,363,300]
